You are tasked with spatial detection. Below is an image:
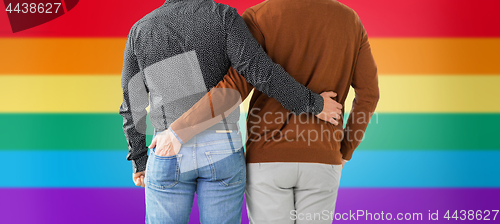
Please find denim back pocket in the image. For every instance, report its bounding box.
[205,147,245,187]
[146,150,182,189]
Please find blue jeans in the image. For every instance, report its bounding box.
[145,129,245,224]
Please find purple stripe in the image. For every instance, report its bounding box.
[335,189,500,223]
[0,188,499,223]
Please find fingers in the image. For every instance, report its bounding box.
[333,100,343,110]
[315,112,339,125]
[132,172,146,188]
[318,91,343,126]
[321,91,342,110]
[165,148,173,157]
[155,147,163,156]
[319,104,342,125]
[155,143,173,157]
[133,175,141,186]
[149,136,157,149]
[165,144,174,156]
[151,131,181,157]
[329,117,339,126]
[316,108,343,125]
[134,176,145,187]
[326,110,341,120]
[324,97,342,109]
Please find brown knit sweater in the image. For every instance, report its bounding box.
[171,0,379,165]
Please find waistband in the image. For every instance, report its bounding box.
[154,123,240,136]
[205,123,239,133]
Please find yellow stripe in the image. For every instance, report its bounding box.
[1,38,499,74]
[1,75,500,113]
[346,75,500,113]
[0,75,122,113]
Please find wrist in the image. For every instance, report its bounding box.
[312,93,324,115]
[168,127,184,145]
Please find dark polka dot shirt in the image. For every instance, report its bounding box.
[120,0,324,173]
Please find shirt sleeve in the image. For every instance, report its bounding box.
[224,7,324,115]
[119,26,150,173]
[340,24,380,160]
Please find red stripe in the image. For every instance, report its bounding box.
[0,0,499,37]
[341,0,500,37]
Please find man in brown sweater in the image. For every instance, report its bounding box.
[168,0,379,223]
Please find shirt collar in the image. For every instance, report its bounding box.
[164,0,183,4]
[164,0,201,4]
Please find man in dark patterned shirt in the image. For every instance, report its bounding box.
[119,0,342,223]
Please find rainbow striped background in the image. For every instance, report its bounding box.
[1,0,499,223]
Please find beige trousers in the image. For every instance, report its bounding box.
[245,163,342,224]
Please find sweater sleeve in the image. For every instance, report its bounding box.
[340,24,380,160]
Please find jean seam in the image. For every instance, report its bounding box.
[205,150,244,187]
[205,151,217,180]
[208,149,233,155]
[219,150,244,187]
[193,144,198,177]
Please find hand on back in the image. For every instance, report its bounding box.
[316,91,343,125]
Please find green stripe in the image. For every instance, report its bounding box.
[0,113,150,150]
[0,113,498,150]
[360,113,500,149]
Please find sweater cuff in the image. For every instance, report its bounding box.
[132,154,149,173]
[310,93,324,115]
[340,141,354,161]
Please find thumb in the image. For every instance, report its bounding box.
[149,136,157,149]
[323,91,337,99]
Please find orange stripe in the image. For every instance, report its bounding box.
[0,38,499,74]
[371,38,500,74]
[0,38,125,75]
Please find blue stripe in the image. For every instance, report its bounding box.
[3,150,499,188]
[341,150,500,187]
[8,150,131,188]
